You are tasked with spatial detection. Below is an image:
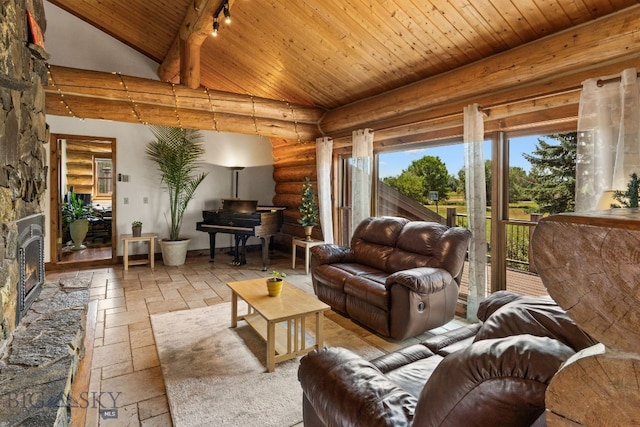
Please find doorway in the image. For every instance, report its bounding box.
[50,133,117,266]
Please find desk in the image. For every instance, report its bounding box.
[292,237,325,275]
[121,233,157,271]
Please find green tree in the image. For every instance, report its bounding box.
[383,172,424,202]
[522,133,576,214]
[456,160,493,205]
[508,166,533,202]
[405,155,450,203]
[383,155,450,204]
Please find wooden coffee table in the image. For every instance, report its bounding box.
[227,278,330,372]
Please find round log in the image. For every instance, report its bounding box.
[46,93,319,141]
[532,210,640,353]
[273,165,317,182]
[270,137,314,148]
[546,348,640,426]
[47,65,323,124]
[273,194,303,209]
[275,181,308,195]
[272,143,315,157]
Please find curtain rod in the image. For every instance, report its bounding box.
[597,71,640,87]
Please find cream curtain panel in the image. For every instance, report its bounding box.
[351,128,374,235]
[315,137,334,244]
[463,103,487,322]
[576,68,640,211]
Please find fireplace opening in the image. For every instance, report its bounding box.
[17,214,45,323]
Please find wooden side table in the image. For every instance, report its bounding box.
[121,233,157,271]
[292,237,325,275]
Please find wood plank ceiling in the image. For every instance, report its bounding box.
[46,0,640,140]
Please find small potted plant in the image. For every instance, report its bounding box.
[266,270,286,297]
[132,220,143,237]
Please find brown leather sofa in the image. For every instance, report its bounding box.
[298,291,598,427]
[310,216,471,340]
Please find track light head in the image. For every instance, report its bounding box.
[212,18,219,37]
[223,3,231,24]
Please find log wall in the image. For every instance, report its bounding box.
[270,137,323,244]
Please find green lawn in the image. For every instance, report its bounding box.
[426,199,540,221]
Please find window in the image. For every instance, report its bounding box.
[94,157,113,198]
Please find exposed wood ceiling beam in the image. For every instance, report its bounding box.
[158,0,235,88]
[45,65,324,140]
[320,5,640,137]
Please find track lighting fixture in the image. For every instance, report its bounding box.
[212,17,219,37]
[212,0,231,38]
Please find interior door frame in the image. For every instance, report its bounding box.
[49,133,117,267]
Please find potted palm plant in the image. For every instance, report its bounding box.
[146,126,208,266]
[62,191,96,250]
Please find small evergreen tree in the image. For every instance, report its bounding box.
[612,173,640,208]
[298,177,319,226]
[522,133,577,214]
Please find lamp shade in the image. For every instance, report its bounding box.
[596,190,620,210]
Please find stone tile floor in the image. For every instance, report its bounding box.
[44,250,469,427]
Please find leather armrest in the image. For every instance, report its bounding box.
[385,267,453,294]
[298,347,417,427]
[422,323,482,354]
[310,244,355,265]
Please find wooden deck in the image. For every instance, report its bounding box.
[459,262,548,297]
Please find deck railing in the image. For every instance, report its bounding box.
[447,208,542,272]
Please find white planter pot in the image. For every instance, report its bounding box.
[160,239,191,266]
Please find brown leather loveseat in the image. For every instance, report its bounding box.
[310,216,471,340]
[298,291,598,427]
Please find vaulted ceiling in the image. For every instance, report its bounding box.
[45,0,640,142]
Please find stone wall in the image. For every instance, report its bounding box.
[0,0,48,348]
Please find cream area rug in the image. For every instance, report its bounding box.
[151,301,385,427]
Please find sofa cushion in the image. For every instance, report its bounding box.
[352,216,409,247]
[394,221,447,255]
[476,290,526,321]
[314,263,381,290]
[474,295,598,351]
[351,217,408,271]
[414,335,575,427]
[344,273,389,310]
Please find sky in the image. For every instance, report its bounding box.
[379,135,548,178]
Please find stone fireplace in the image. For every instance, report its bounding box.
[0,0,49,348]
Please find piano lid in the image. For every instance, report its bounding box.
[221,199,258,213]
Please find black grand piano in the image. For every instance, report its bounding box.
[196,199,285,271]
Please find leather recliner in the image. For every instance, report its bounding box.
[310,216,472,340]
[298,291,598,427]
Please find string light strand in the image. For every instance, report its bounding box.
[249,95,259,135]
[46,63,78,118]
[171,83,183,128]
[204,87,220,132]
[117,73,145,124]
[285,100,302,143]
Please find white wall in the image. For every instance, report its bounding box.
[43,1,276,261]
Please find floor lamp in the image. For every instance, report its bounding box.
[229,166,244,199]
